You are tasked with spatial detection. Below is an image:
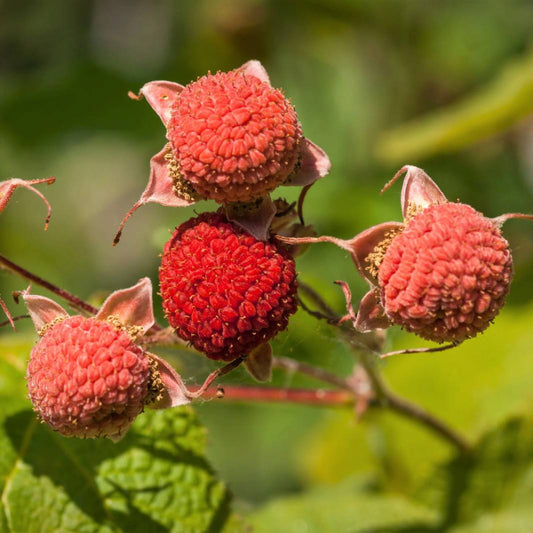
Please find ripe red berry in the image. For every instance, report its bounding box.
[159,212,298,361]
[376,203,512,342]
[27,316,150,439]
[167,70,302,203]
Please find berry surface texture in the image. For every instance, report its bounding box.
[168,70,302,203]
[159,212,298,361]
[378,203,513,343]
[27,316,150,439]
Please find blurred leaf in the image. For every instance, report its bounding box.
[417,417,533,527]
[449,506,533,533]
[376,49,533,163]
[248,477,438,533]
[300,301,533,491]
[0,336,244,533]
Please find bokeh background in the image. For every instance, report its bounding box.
[2,0,533,526]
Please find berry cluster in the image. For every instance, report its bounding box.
[6,63,531,443]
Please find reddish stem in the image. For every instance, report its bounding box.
[0,253,163,333]
[189,384,353,406]
[185,356,245,399]
[0,253,98,315]
[0,314,29,329]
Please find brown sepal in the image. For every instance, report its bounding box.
[244,342,273,382]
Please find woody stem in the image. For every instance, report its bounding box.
[298,281,473,454]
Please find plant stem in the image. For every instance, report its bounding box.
[0,252,98,315]
[380,343,457,359]
[185,356,245,399]
[0,253,163,332]
[0,314,29,329]
[273,355,353,391]
[385,391,473,453]
[189,384,353,406]
[299,280,473,453]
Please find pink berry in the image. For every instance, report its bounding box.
[27,316,150,439]
[159,212,298,361]
[377,203,513,342]
[167,70,302,203]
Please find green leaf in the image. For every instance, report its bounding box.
[300,302,533,492]
[248,477,438,533]
[376,48,533,162]
[0,335,244,533]
[449,505,533,533]
[417,417,533,527]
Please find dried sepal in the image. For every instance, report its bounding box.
[96,277,155,334]
[128,81,184,126]
[0,297,15,329]
[334,280,358,328]
[146,352,190,409]
[491,212,533,227]
[381,165,447,219]
[225,195,277,241]
[22,290,69,332]
[285,139,331,188]
[244,342,273,382]
[237,59,271,85]
[345,222,404,286]
[335,283,389,333]
[114,145,195,245]
[0,177,55,230]
[355,289,390,332]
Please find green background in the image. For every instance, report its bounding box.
[2,1,533,531]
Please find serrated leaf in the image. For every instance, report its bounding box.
[0,336,243,533]
[376,48,533,162]
[248,477,438,533]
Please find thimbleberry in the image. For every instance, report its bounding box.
[115,60,330,243]
[27,316,150,439]
[159,212,298,361]
[279,166,533,344]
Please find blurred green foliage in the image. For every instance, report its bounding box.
[2,0,533,531]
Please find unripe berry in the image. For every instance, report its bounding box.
[376,203,512,342]
[159,212,298,361]
[27,316,150,439]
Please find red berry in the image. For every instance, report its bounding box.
[159,212,298,361]
[377,203,513,343]
[168,70,302,203]
[27,316,150,439]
